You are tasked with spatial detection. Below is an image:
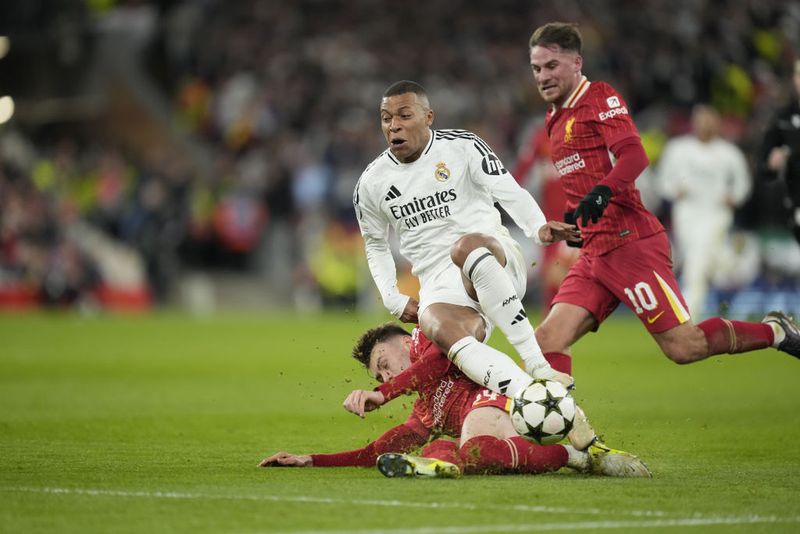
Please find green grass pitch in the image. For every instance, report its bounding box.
[1,311,799,533]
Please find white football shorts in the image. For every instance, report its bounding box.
[417,233,528,340]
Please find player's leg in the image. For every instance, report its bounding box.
[676,232,711,321]
[595,233,795,362]
[654,313,800,363]
[534,254,607,383]
[420,439,462,468]
[535,302,598,356]
[536,254,651,453]
[535,253,610,357]
[377,440,462,479]
[458,406,568,475]
[674,208,730,319]
[450,232,551,375]
[457,405,649,476]
[420,302,535,396]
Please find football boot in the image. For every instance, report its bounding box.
[376,453,461,479]
[762,311,800,358]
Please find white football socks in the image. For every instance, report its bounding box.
[448,336,533,397]
[768,322,786,347]
[462,247,547,372]
[564,444,590,472]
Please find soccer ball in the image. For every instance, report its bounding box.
[509,379,575,445]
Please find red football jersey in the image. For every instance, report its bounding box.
[311,330,510,467]
[545,78,663,255]
[377,329,497,437]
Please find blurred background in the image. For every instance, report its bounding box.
[0,0,797,319]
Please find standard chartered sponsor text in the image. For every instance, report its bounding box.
[554,152,586,176]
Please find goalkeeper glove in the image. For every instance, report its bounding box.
[573,185,612,227]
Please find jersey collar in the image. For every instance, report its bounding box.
[387,129,435,165]
[560,76,590,109]
[421,128,435,156]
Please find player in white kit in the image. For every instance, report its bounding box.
[353,80,580,398]
[658,105,751,318]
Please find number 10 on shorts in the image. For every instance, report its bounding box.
[623,282,658,315]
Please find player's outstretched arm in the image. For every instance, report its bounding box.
[537,221,581,245]
[573,137,649,227]
[258,452,313,467]
[343,389,386,418]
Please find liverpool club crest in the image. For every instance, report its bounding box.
[564,117,575,143]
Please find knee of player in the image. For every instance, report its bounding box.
[449,233,490,267]
[420,319,454,352]
[662,344,701,365]
[534,323,563,353]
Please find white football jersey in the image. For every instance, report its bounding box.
[354,129,546,316]
[658,135,751,213]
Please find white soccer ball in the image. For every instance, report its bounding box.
[509,379,576,445]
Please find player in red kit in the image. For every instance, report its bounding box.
[259,323,650,478]
[512,125,579,315]
[527,22,800,370]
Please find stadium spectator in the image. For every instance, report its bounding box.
[259,323,650,478]
[526,22,800,370]
[4,1,800,311]
[657,104,751,319]
[353,81,579,401]
[756,58,800,245]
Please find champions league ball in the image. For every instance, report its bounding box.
[510,379,576,445]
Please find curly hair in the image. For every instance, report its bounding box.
[352,323,410,368]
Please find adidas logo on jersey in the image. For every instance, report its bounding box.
[384,185,402,201]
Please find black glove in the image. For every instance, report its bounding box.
[573,185,612,227]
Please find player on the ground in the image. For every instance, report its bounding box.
[354,80,579,400]
[526,22,800,369]
[259,323,650,478]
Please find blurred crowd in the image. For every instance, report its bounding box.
[0,0,798,313]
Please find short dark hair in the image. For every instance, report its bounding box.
[383,80,428,99]
[352,323,410,368]
[529,22,582,54]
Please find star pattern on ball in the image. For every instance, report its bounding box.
[513,396,533,411]
[525,420,546,440]
[534,388,564,418]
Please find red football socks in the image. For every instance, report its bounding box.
[698,317,774,355]
[421,436,568,475]
[459,435,567,475]
[544,351,572,374]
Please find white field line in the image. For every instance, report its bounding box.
[4,485,799,533]
[2,485,668,518]
[281,515,800,534]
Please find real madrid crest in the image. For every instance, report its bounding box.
[435,161,451,182]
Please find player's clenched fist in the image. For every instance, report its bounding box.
[343,389,385,418]
[573,185,612,227]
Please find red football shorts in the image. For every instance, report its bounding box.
[552,232,690,333]
[466,388,512,415]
